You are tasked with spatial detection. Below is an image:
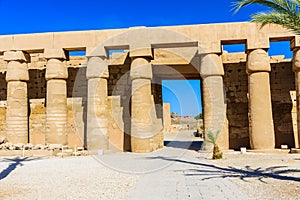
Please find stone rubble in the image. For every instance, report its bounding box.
[0,142,87,157]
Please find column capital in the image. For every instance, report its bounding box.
[44,48,67,60]
[45,59,68,80]
[3,51,29,62]
[246,49,271,74]
[5,51,29,82]
[130,57,152,80]
[200,53,224,77]
[86,56,109,79]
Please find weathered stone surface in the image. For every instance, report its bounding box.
[202,75,228,150]
[44,48,66,60]
[6,61,29,81]
[46,79,68,145]
[163,103,171,132]
[45,59,68,80]
[248,72,275,149]
[200,53,224,77]
[3,51,28,62]
[86,56,109,79]
[87,77,109,152]
[130,57,163,153]
[0,136,6,144]
[246,49,271,74]
[0,22,298,153]
[6,81,28,144]
[130,58,152,80]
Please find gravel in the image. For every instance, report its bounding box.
[0,156,139,200]
[209,152,300,200]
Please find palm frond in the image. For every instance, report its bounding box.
[205,130,220,145]
[233,0,300,34]
[233,0,299,15]
[251,11,300,33]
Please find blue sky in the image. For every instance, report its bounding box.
[0,0,292,116]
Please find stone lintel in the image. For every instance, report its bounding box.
[86,56,109,79]
[129,46,153,58]
[246,49,271,74]
[200,53,224,77]
[44,48,67,60]
[86,46,106,58]
[198,41,222,55]
[3,51,29,62]
[246,35,270,51]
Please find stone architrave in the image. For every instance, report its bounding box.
[45,49,68,145]
[4,51,29,144]
[247,49,275,149]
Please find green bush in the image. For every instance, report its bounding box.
[205,130,223,160]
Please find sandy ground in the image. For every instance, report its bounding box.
[0,156,139,200]
[1,131,300,199]
[209,152,300,200]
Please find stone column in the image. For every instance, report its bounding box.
[86,56,109,152]
[4,51,29,144]
[247,49,275,149]
[293,49,300,148]
[44,49,68,145]
[200,53,229,150]
[130,57,162,153]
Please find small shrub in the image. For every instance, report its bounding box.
[205,130,223,160]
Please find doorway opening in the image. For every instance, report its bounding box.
[160,80,203,150]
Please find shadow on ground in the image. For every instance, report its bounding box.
[164,141,203,151]
[145,156,300,183]
[0,157,40,180]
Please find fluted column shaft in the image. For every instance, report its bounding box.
[4,51,29,144]
[293,49,300,148]
[247,49,275,149]
[130,57,162,153]
[45,49,68,145]
[86,56,109,152]
[200,53,228,150]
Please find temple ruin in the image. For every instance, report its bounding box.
[0,22,299,153]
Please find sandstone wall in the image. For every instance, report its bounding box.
[224,60,296,150]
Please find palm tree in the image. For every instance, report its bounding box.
[233,0,300,34]
[205,130,223,159]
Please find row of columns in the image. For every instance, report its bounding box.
[3,49,68,145]
[201,49,275,150]
[4,46,300,152]
[202,48,300,150]
[86,55,163,153]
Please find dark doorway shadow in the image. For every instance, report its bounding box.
[164,141,203,151]
[0,157,40,180]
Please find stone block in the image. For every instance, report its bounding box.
[200,53,224,77]
[86,56,109,79]
[44,48,67,60]
[13,33,54,51]
[247,49,271,74]
[46,59,68,80]
[0,35,14,52]
[130,58,152,80]
[3,51,28,62]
